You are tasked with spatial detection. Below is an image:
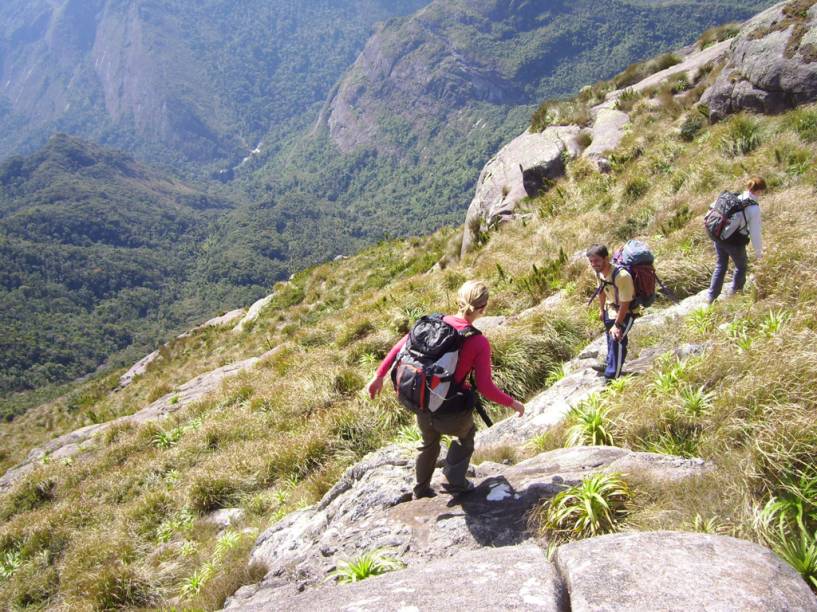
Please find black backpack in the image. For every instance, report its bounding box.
[704,191,755,244]
[390,315,479,414]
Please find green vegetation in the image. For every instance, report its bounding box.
[2,15,817,606]
[533,473,631,553]
[331,548,405,584]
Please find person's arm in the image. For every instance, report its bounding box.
[611,300,630,341]
[367,334,407,398]
[471,337,522,414]
[598,285,607,321]
[746,205,763,258]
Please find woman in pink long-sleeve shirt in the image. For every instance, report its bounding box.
[367,281,525,499]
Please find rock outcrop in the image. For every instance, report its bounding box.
[225,445,711,609]
[702,0,817,121]
[118,349,161,388]
[229,532,817,611]
[479,291,708,447]
[460,126,582,254]
[233,293,275,334]
[554,531,817,611]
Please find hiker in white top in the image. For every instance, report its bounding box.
[706,176,766,304]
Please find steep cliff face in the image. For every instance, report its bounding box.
[0,0,429,166]
[321,0,776,154]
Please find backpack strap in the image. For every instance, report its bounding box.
[609,266,622,306]
[588,271,617,305]
[654,273,679,304]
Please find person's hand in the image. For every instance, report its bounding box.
[599,311,605,322]
[367,376,385,399]
[511,399,525,417]
[611,325,624,342]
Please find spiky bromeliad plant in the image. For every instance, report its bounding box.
[331,548,405,584]
[565,394,615,446]
[537,473,631,555]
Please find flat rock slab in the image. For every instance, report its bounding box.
[554,531,817,611]
[233,544,566,611]
[226,446,708,609]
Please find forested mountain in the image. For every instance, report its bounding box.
[0,0,777,404]
[0,0,428,171]
[0,135,241,399]
[240,0,778,241]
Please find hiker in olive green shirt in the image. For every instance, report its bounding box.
[587,244,638,380]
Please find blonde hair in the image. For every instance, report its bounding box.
[746,176,767,193]
[457,280,489,315]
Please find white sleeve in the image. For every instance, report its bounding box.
[745,205,763,257]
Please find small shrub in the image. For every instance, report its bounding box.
[622,176,650,203]
[1,478,56,520]
[785,107,817,143]
[686,307,715,336]
[760,309,790,337]
[337,320,376,348]
[332,369,365,396]
[698,23,740,49]
[614,88,641,112]
[679,113,704,141]
[331,548,405,584]
[85,562,154,610]
[678,385,714,417]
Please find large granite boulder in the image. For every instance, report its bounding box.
[224,445,708,608]
[461,126,582,255]
[554,531,817,611]
[232,544,566,611]
[227,530,817,611]
[701,0,817,121]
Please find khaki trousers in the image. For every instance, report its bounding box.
[415,409,475,493]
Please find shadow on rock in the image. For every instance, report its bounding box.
[442,475,559,548]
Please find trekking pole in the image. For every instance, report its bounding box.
[473,393,493,428]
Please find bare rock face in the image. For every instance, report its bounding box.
[228,532,817,612]
[118,349,161,388]
[554,531,817,611]
[701,0,817,121]
[234,544,567,611]
[460,126,582,254]
[224,445,709,609]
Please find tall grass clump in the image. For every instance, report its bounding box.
[720,115,762,157]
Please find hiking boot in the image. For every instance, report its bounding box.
[441,480,475,495]
[590,363,607,374]
[413,485,436,499]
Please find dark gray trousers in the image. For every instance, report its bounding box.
[708,239,748,303]
[415,409,475,493]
